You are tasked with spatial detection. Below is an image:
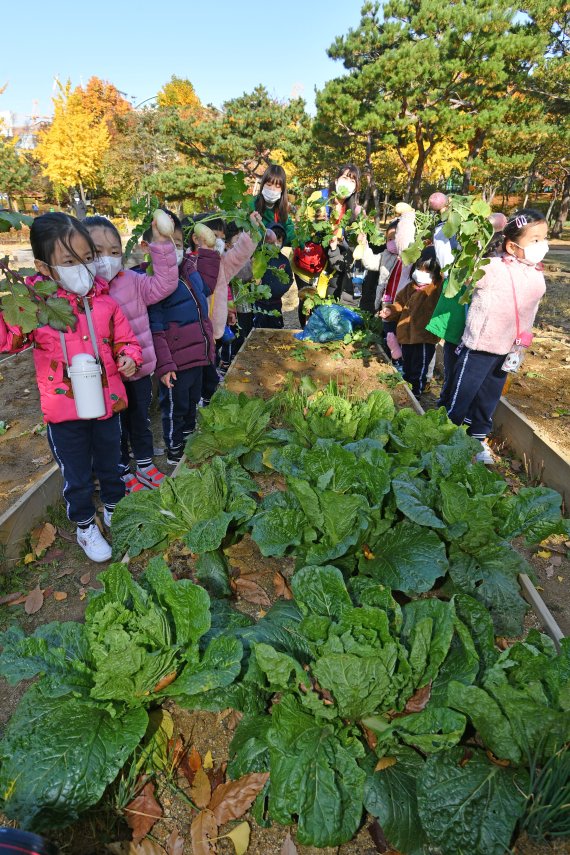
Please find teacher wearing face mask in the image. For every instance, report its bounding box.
[249,164,295,247]
[324,164,362,300]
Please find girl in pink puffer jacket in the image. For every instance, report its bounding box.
[0,213,142,562]
[84,215,179,494]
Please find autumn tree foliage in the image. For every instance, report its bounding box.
[35,80,110,202]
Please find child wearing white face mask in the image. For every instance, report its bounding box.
[0,213,143,562]
[379,246,443,397]
[248,164,295,246]
[446,209,548,463]
[84,215,179,494]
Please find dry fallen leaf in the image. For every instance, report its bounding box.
[208,772,270,825]
[0,591,23,605]
[404,681,431,713]
[124,781,162,844]
[24,586,44,615]
[165,828,184,855]
[218,708,243,732]
[57,527,76,544]
[558,576,565,583]
[191,767,212,809]
[53,591,68,601]
[550,554,563,566]
[273,571,293,600]
[280,833,298,855]
[79,572,91,585]
[231,577,271,607]
[537,550,552,559]
[152,670,177,693]
[375,756,397,772]
[42,547,66,563]
[191,808,218,855]
[203,750,214,770]
[54,566,75,578]
[107,842,167,855]
[546,565,555,579]
[7,594,29,606]
[30,522,57,557]
[23,552,35,565]
[222,821,250,855]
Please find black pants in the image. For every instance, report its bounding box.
[438,340,459,410]
[202,362,220,405]
[47,415,124,525]
[253,312,284,329]
[446,346,508,440]
[359,270,379,314]
[120,375,154,471]
[401,343,436,397]
[158,366,203,456]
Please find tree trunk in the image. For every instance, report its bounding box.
[545,188,558,224]
[363,131,381,219]
[522,170,534,209]
[78,182,86,204]
[461,128,486,195]
[396,144,412,201]
[552,172,570,237]
[410,125,426,207]
[382,189,390,224]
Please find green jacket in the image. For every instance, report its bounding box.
[247,195,295,247]
[425,284,468,345]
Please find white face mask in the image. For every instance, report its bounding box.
[412,269,433,286]
[515,240,549,266]
[94,255,123,281]
[175,249,184,266]
[262,186,282,205]
[336,177,356,198]
[54,261,96,296]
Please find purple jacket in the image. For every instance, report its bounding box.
[151,252,220,378]
[108,241,179,380]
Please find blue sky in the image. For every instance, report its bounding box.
[1,1,363,121]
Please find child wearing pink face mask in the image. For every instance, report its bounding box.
[379,246,443,397]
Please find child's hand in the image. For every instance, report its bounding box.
[379,308,391,319]
[117,355,137,377]
[161,371,177,388]
[151,221,173,245]
[249,211,263,229]
[265,229,277,244]
[117,356,136,377]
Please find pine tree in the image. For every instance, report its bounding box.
[0,140,32,210]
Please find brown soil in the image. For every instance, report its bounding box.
[0,349,53,516]
[224,327,411,410]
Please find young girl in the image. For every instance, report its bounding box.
[84,215,179,494]
[252,223,293,329]
[446,209,548,463]
[359,220,400,312]
[0,214,142,562]
[380,247,443,397]
[249,164,295,246]
[326,164,363,299]
[146,210,222,465]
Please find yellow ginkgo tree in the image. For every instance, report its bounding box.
[36,80,110,203]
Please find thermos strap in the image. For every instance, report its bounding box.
[59,298,100,375]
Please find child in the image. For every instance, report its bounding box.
[359,220,400,312]
[446,209,548,463]
[326,164,362,299]
[146,210,221,465]
[0,214,142,561]
[249,164,295,246]
[84,215,179,494]
[380,247,443,397]
[252,223,293,329]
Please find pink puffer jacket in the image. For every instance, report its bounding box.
[0,276,142,424]
[462,255,546,355]
[108,241,179,380]
[209,232,257,339]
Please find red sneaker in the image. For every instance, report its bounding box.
[136,465,166,489]
[122,473,148,494]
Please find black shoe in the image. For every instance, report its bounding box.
[166,449,183,466]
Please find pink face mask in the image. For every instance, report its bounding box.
[386,239,397,253]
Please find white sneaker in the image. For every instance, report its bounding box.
[475,441,496,465]
[77,523,112,562]
[103,507,113,528]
